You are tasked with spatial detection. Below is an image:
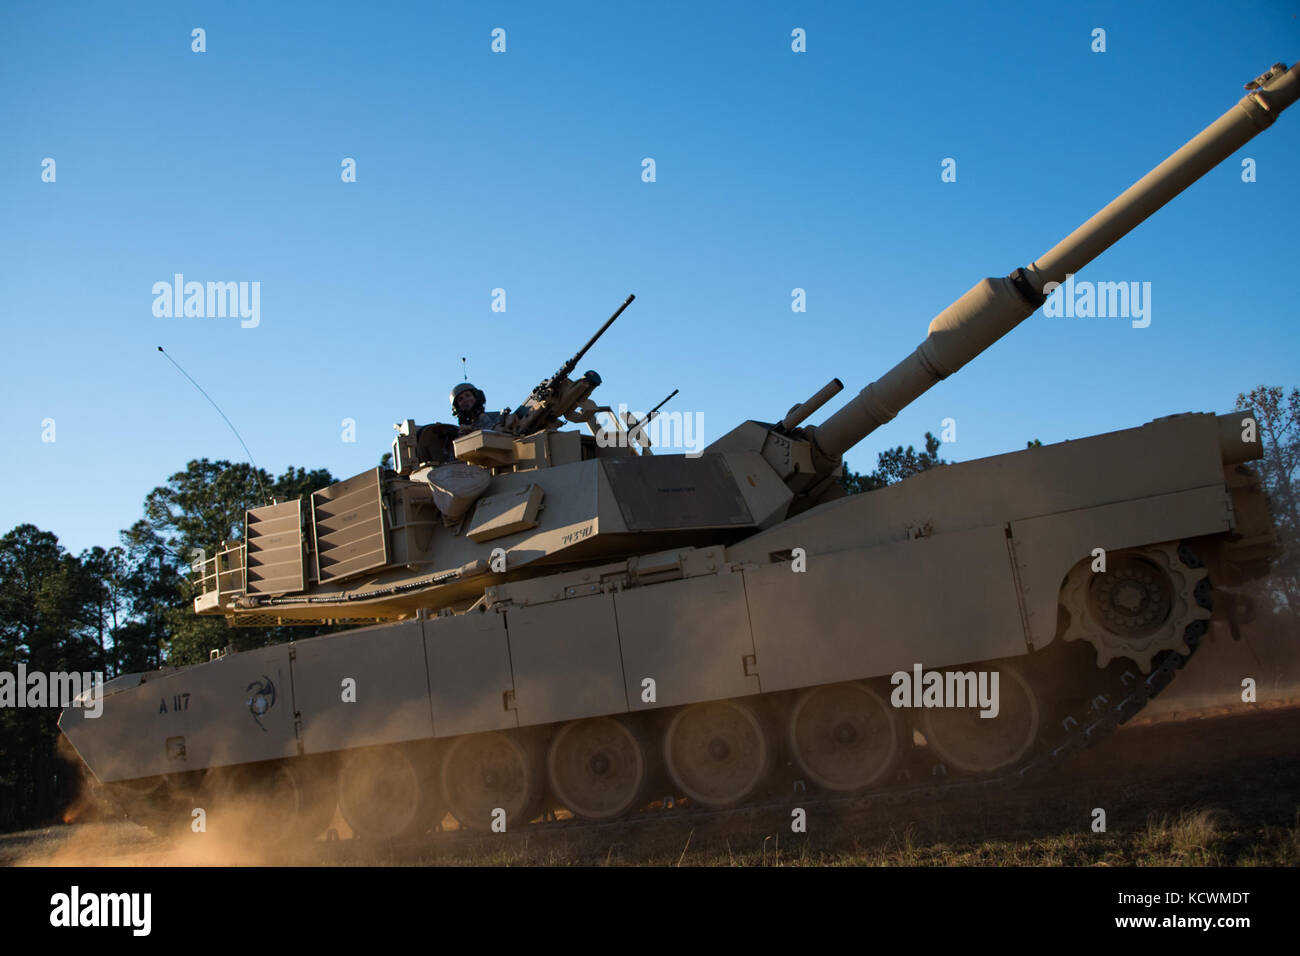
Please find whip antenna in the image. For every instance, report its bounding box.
[157,346,268,501]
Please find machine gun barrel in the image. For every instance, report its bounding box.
[808,61,1299,462]
[555,294,635,381]
[512,294,637,435]
[625,388,679,446]
[647,388,679,417]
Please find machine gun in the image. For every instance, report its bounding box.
[502,294,636,436]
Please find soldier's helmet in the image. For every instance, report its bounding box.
[450,382,487,417]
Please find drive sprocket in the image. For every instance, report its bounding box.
[1060,541,1211,673]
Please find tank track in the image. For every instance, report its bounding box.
[107,545,1213,853]
[313,615,1208,856]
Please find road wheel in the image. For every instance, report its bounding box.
[338,745,441,840]
[917,662,1041,775]
[547,717,651,821]
[202,759,335,847]
[787,681,903,792]
[663,699,773,808]
[440,731,545,831]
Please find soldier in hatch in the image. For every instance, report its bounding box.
[450,382,504,433]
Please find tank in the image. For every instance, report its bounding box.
[60,61,1297,841]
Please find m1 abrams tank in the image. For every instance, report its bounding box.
[61,61,1296,842]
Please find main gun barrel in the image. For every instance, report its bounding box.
[808,61,1299,462]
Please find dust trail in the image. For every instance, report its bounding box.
[12,783,355,867]
[1128,618,1300,723]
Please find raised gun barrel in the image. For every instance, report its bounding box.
[808,61,1299,463]
[552,293,636,384]
[510,293,636,435]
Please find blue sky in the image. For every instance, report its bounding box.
[2,1,1298,555]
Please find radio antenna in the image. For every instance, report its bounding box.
[157,346,268,501]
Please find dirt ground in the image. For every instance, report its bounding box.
[5,696,1297,867]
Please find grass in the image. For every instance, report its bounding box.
[358,788,1300,867]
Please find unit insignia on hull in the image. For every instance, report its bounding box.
[245,676,276,731]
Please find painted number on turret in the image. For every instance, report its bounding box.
[561,524,594,546]
[160,693,190,714]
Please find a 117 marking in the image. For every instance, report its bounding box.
[160,693,191,714]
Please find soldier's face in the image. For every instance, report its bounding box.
[456,391,477,413]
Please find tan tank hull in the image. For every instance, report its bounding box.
[60,412,1271,776]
